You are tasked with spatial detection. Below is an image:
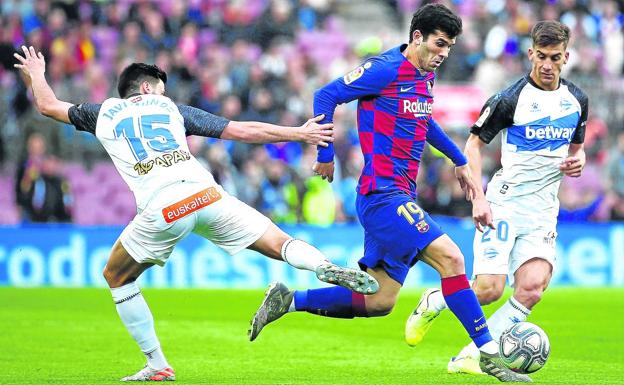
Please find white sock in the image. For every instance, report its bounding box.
[458,341,480,359]
[479,340,498,355]
[428,289,448,312]
[288,298,297,312]
[471,296,530,358]
[111,282,170,370]
[487,296,531,340]
[281,239,330,272]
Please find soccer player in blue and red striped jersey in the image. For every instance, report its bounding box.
[248,4,530,382]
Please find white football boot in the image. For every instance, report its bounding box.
[121,365,175,382]
[447,343,485,375]
[405,288,442,346]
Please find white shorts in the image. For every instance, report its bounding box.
[472,202,557,287]
[120,182,271,266]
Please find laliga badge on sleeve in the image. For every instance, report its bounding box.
[344,62,371,85]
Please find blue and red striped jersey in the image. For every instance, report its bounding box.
[314,44,466,198]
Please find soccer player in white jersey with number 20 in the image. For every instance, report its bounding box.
[14,46,379,382]
[405,20,588,377]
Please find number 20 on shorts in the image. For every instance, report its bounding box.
[481,220,509,243]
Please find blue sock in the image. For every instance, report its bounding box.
[293,286,368,318]
[441,274,492,348]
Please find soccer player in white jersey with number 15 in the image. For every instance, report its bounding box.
[14,46,379,382]
[405,20,588,377]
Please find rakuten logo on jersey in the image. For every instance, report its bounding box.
[402,99,432,117]
[525,125,574,140]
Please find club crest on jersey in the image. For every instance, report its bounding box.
[416,220,430,233]
[344,63,369,85]
[426,80,433,94]
[560,98,572,111]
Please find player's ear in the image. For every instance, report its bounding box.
[412,30,423,45]
[563,51,569,65]
[140,81,152,94]
[527,47,534,60]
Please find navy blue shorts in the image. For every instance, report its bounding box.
[356,191,444,285]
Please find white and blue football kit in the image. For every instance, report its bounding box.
[470,75,588,285]
[68,95,271,266]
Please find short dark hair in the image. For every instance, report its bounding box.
[409,3,462,43]
[117,63,167,98]
[531,20,570,48]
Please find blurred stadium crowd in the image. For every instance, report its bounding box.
[0,0,623,225]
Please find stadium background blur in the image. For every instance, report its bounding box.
[1,0,623,227]
[1,3,623,384]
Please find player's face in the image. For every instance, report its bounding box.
[413,30,456,72]
[528,43,568,91]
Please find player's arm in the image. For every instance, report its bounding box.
[426,118,476,200]
[313,59,396,182]
[464,134,491,231]
[222,115,333,146]
[560,93,588,178]
[466,92,514,231]
[13,46,73,123]
[179,104,333,146]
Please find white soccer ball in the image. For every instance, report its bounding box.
[499,321,550,373]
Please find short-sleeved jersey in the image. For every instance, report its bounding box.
[315,44,441,198]
[68,94,229,210]
[471,75,588,217]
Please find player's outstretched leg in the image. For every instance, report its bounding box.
[418,237,531,382]
[250,231,379,295]
[404,288,446,346]
[248,282,294,341]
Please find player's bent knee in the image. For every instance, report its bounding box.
[365,297,396,316]
[515,286,544,308]
[102,266,132,288]
[475,286,503,305]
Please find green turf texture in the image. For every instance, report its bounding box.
[1,287,622,384]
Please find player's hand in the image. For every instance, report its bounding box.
[13,45,46,84]
[313,161,335,182]
[559,156,584,177]
[298,114,334,147]
[472,197,494,232]
[454,164,477,201]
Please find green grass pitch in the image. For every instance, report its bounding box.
[1,287,622,384]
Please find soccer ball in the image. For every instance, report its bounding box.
[499,322,550,373]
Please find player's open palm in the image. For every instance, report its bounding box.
[299,114,334,147]
[472,197,494,232]
[313,161,335,183]
[454,165,477,201]
[13,45,46,84]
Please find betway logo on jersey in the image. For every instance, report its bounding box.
[402,99,432,117]
[507,112,579,152]
[525,125,574,140]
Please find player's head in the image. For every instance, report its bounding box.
[408,4,462,72]
[528,20,570,91]
[117,63,167,98]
